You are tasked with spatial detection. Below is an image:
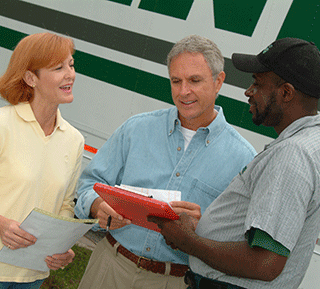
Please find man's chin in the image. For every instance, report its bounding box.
[252,116,264,126]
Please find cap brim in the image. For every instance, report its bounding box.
[232,53,270,73]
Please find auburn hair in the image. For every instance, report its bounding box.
[0,32,74,105]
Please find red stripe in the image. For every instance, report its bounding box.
[84,144,98,154]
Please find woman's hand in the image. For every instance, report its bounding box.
[0,215,37,250]
[45,249,75,270]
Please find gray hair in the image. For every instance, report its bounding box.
[167,35,224,76]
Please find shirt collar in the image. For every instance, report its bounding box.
[206,106,227,141]
[168,105,227,145]
[265,114,320,149]
[14,102,67,131]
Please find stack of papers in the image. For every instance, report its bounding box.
[0,208,98,271]
[116,184,181,202]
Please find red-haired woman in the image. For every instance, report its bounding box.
[0,32,84,288]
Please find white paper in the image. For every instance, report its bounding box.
[118,184,181,203]
[0,208,98,272]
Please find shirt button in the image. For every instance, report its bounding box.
[146,247,151,252]
[176,172,180,177]
[177,147,181,151]
[207,140,210,144]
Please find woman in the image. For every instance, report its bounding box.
[0,32,84,288]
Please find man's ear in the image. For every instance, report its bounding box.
[214,71,225,94]
[281,82,295,103]
[23,70,37,88]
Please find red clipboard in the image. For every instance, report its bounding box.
[93,183,179,232]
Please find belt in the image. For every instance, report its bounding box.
[184,270,246,289]
[105,232,188,277]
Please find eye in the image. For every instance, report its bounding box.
[171,78,181,84]
[189,76,202,83]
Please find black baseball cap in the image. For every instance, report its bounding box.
[232,38,320,98]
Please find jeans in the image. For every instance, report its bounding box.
[0,279,44,289]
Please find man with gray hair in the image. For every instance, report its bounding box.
[150,37,320,289]
[75,35,256,289]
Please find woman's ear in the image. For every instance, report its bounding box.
[23,70,37,88]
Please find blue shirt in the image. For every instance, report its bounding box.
[75,106,256,265]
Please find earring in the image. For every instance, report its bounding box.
[32,84,35,88]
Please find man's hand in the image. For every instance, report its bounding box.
[148,212,198,253]
[170,201,201,228]
[149,213,287,281]
[0,215,37,250]
[91,197,131,230]
[45,249,75,270]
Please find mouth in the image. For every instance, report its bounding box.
[181,100,196,105]
[59,84,73,93]
[248,101,256,114]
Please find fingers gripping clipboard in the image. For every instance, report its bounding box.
[93,183,179,232]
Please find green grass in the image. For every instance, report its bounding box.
[40,245,92,289]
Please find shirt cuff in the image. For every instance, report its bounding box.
[74,188,99,219]
[247,228,290,257]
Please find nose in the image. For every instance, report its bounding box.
[65,66,75,80]
[180,81,191,96]
[245,85,257,98]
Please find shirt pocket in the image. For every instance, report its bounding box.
[185,178,223,214]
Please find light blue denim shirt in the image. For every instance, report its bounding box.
[75,106,256,265]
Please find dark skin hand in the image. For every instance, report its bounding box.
[169,201,201,228]
[148,212,197,250]
[148,213,287,282]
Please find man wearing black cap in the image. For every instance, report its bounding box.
[149,38,320,289]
